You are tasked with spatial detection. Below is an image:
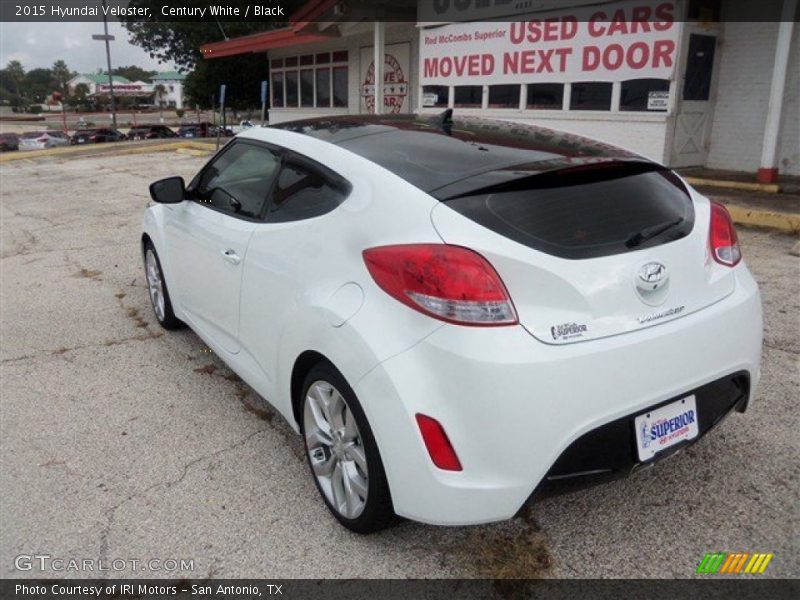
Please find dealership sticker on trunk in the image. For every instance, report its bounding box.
[634,395,699,461]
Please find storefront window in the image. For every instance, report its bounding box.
[488,85,520,109]
[271,51,349,109]
[316,68,331,107]
[527,83,563,110]
[621,79,670,112]
[271,72,284,108]
[285,71,299,107]
[300,70,314,107]
[570,82,612,111]
[333,67,348,108]
[454,86,482,108]
[422,85,448,107]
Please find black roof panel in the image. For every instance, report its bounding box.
[271,115,644,194]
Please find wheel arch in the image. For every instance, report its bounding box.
[290,350,330,429]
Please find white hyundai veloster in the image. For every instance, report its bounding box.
[142,114,762,532]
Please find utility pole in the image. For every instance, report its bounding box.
[92,0,117,128]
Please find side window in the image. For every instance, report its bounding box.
[194,142,281,219]
[267,155,350,223]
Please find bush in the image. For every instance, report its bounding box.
[29,105,42,114]
[175,109,185,118]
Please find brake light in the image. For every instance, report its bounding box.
[415,414,462,471]
[36,137,48,143]
[362,244,517,326]
[709,202,742,267]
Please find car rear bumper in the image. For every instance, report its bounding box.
[529,370,749,503]
[354,266,762,525]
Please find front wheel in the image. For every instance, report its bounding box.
[301,363,394,533]
[143,241,183,330]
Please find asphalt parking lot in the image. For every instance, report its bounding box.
[1,151,798,579]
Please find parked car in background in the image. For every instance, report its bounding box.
[18,131,71,150]
[126,125,176,141]
[177,122,235,139]
[71,128,125,145]
[0,133,20,151]
[177,122,216,138]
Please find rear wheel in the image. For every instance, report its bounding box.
[144,241,183,330]
[301,362,394,533]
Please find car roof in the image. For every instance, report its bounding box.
[269,114,645,195]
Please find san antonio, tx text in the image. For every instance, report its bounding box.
[16,583,283,596]
[48,3,285,18]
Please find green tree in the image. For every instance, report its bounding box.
[184,53,267,111]
[112,65,157,83]
[120,2,304,110]
[0,60,26,108]
[2,60,25,95]
[67,82,91,110]
[24,68,54,103]
[51,60,73,92]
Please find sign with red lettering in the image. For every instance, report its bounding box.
[420,0,680,86]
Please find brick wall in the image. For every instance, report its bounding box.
[707,5,800,175]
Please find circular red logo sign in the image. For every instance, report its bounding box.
[362,53,408,114]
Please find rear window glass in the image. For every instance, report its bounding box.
[443,164,694,259]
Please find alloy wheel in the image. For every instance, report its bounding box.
[303,380,369,519]
[145,249,166,322]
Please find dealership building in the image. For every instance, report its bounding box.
[200,0,799,182]
[67,71,187,109]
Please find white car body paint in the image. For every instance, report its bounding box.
[142,120,763,526]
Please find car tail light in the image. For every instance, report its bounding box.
[36,137,48,143]
[709,202,742,267]
[415,414,462,471]
[362,244,517,326]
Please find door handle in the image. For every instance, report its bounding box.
[220,248,241,265]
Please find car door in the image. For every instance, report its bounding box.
[239,151,352,383]
[165,140,282,354]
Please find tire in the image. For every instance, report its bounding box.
[143,241,183,330]
[301,362,395,533]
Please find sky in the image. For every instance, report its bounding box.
[0,21,177,74]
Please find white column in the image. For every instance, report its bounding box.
[175,82,184,110]
[373,22,385,115]
[758,0,797,183]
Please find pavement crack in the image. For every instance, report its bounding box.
[96,428,269,562]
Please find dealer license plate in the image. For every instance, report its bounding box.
[634,395,699,462]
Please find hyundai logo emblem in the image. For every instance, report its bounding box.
[639,262,667,284]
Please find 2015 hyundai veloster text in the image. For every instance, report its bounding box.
[142,115,762,532]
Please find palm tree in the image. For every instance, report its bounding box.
[154,84,166,121]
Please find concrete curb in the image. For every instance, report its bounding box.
[685,177,781,194]
[0,141,217,163]
[725,204,800,234]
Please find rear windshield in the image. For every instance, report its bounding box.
[443,163,694,259]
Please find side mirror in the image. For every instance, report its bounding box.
[149,177,185,204]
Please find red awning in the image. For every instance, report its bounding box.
[200,27,335,59]
[199,0,341,59]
